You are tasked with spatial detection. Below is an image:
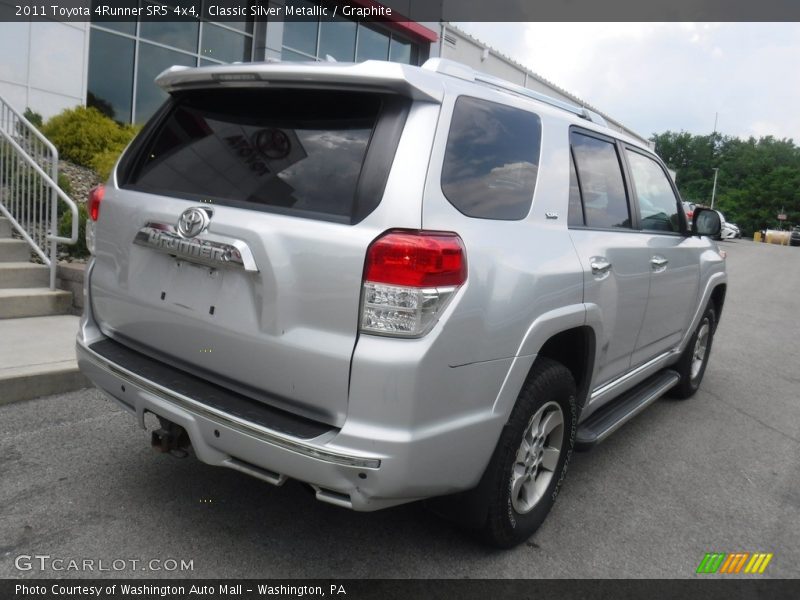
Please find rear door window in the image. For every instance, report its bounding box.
[441,96,541,220]
[570,131,631,229]
[121,89,407,223]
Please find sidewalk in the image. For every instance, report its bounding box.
[0,315,90,404]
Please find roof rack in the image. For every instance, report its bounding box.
[422,58,608,127]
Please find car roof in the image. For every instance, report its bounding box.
[155,57,653,155]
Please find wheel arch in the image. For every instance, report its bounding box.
[710,283,726,328]
[535,326,595,411]
[677,271,728,353]
[492,306,598,422]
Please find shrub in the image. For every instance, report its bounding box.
[90,124,139,180]
[57,172,73,197]
[42,106,133,168]
[23,107,43,128]
[90,149,122,182]
[58,202,89,258]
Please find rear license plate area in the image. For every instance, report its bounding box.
[162,259,224,315]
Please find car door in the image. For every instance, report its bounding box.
[623,147,701,367]
[567,129,651,390]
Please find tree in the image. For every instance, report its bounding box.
[651,131,800,234]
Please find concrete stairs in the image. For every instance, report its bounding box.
[0,216,90,404]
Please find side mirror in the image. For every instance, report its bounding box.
[692,208,722,237]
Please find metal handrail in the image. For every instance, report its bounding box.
[0,95,79,289]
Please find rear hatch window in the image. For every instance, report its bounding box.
[119,88,408,223]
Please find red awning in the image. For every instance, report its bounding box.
[343,0,439,43]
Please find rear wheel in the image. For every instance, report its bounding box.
[668,305,716,399]
[477,357,577,548]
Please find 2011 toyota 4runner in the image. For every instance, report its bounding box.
[77,58,727,547]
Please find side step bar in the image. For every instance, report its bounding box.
[576,369,680,450]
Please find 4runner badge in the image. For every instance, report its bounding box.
[177,207,211,238]
[133,220,259,272]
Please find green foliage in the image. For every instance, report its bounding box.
[90,124,139,180]
[57,172,73,197]
[90,150,120,181]
[41,106,134,168]
[58,202,89,258]
[652,131,800,235]
[23,107,43,128]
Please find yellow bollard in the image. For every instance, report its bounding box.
[754,231,762,242]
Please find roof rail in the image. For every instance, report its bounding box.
[422,58,608,127]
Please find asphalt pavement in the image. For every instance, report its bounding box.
[1,239,798,579]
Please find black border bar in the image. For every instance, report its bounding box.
[3,0,800,22]
[3,579,800,600]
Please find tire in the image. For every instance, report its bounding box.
[477,357,577,548]
[668,305,716,399]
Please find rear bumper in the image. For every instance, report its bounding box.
[78,338,394,509]
[77,310,511,511]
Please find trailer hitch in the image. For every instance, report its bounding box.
[150,416,190,458]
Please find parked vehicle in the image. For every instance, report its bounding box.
[721,220,740,240]
[682,201,696,226]
[77,58,727,548]
[790,226,800,247]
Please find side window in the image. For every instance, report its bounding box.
[626,150,681,233]
[441,96,542,220]
[568,151,584,226]
[570,132,631,229]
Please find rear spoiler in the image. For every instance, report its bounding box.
[155,60,445,103]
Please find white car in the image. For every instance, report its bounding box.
[721,220,740,240]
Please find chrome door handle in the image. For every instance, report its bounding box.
[650,256,668,268]
[590,257,612,274]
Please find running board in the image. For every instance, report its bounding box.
[576,370,680,450]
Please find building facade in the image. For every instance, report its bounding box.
[0,1,646,144]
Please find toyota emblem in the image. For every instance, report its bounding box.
[177,208,210,238]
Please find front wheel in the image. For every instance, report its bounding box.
[478,357,577,548]
[668,305,716,399]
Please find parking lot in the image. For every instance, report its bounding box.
[1,239,798,579]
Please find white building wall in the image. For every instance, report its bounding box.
[0,19,90,119]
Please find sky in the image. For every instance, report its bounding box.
[454,23,800,143]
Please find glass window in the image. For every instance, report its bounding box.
[281,48,314,62]
[568,152,584,227]
[88,29,135,123]
[140,14,199,53]
[626,150,681,233]
[356,25,389,61]
[135,43,196,124]
[91,1,136,35]
[125,89,382,221]
[570,133,631,229]
[282,0,318,55]
[201,23,251,63]
[441,96,541,220]
[200,0,253,32]
[318,17,356,61]
[389,37,414,64]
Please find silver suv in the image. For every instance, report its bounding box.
[77,58,727,547]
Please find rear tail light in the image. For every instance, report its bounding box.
[85,185,105,254]
[360,230,466,337]
[88,185,105,221]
